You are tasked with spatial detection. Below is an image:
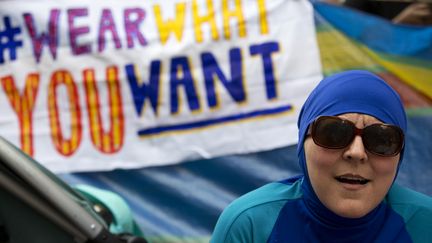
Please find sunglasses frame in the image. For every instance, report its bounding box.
[310,116,404,157]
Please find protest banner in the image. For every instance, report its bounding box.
[0,0,322,172]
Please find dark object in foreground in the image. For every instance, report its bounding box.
[0,137,147,243]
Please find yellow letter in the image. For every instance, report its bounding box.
[1,74,40,156]
[48,70,82,156]
[154,3,187,44]
[192,0,219,43]
[257,0,269,35]
[83,67,125,154]
[222,0,246,39]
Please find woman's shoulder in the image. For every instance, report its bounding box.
[210,178,303,243]
[386,183,432,242]
[386,183,432,209]
[227,178,303,215]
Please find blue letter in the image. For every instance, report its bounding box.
[170,57,200,114]
[125,62,161,116]
[250,42,279,100]
[201,48,246,108]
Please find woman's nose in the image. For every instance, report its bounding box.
[343,135,368,162]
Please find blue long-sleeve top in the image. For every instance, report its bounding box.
[211,177,432,242]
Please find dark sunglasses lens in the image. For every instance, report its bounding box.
[363,125,403,156]
[313,117,354,148]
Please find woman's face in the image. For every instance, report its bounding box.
[304,113,400,218]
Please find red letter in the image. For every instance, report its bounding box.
[48,70,82,156]
[1,74,40,156]
[83,66,124,153]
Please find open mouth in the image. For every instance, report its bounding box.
[335,175,370,185]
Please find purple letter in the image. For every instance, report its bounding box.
[68,8,91,55]
[23,10,60,63]
[124,8,147,48]
[98,9,122,52]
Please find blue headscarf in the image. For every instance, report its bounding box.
[297,70,407,180]
[294,70,409,240]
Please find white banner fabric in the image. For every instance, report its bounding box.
[0,0,322,173]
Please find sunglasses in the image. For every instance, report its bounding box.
[310,116,404,157]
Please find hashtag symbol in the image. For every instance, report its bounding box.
[0,16,23,64]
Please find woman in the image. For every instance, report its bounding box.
[210,70,432,242]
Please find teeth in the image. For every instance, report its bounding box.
[336,176,369,185]
[341,177,362,181]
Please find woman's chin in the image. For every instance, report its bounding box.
[329,200,372,218]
